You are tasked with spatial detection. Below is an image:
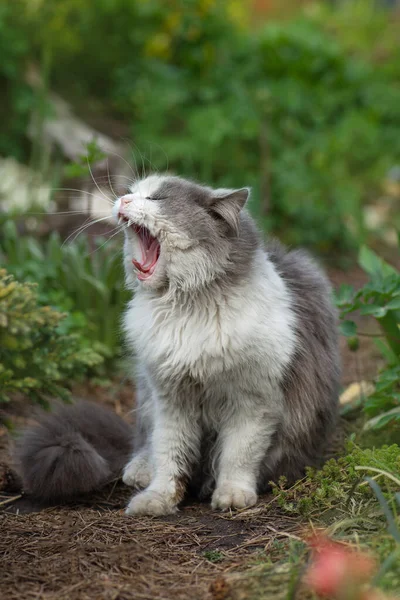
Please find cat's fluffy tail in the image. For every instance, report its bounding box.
[14,400,133,503]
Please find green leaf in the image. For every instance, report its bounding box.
[339,320,357,336]
[364,406,400,430]
[366,478,400,543]
[334,284,355,307]
[359,245,398,278]
[373,338,399,365]
[386,297,400,310]
[360,305,387,318]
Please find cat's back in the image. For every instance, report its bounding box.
[265,240,341,455]
[266,239,339,346]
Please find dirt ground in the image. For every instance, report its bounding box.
[0,267,383,600]
[0,392,304,600]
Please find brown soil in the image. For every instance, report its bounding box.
[0,479,301,600]
[0,266,384,600]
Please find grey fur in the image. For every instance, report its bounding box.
[119,174,341,515]
[14,174,340,511]
[14,401,133,503]
[259,240,341,488]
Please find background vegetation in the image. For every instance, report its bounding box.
[0,1,399,596]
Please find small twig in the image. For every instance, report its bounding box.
[355,466,400,487]
[106,477,120,502]
[264,524,303,543]
[356,332,385,338]
[359,474,382,487]
[0,494,22,506]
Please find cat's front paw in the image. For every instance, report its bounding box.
[122,453,153,489]
[211,482,257,511]
[125,490,178,516]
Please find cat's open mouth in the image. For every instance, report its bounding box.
[121,217,160,280]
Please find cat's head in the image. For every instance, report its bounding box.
[112,174,255,292]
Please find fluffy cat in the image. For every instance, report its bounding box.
[114,174,340,516]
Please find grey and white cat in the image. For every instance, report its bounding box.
[113,174,340,516]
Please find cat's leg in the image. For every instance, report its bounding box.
[211,405,279,511]
[126,398,201,516]
[122,368,154,490]
[122,447,153,489]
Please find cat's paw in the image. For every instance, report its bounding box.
[125,490,178,516]
[211,482,257,511]
[122,453,153,489]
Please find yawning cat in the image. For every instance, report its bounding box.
[115,174,340,516]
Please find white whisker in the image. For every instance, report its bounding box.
[148,141,169,173]
[86,158,115,206]
[24,210,110,216]
[88,223,129,256]
[106,158,119,200]
[51,187,111,198]
[115,142,140,181]
[62,215,111,247]
[95,174,135,183]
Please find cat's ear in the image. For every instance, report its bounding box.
[209,187,250,235]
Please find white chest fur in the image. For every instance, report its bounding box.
[124,249,297,383]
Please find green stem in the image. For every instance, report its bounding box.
[378,312,400,357]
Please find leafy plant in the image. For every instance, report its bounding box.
[366,477,400,590]
[203,550,224,563]
[0,221,129,367]
[336,242,400,429]
[63,139,107,179]
[0,2,35,161]
[20,0,400,255]
[0,269,104,406]
[271,442,400,518]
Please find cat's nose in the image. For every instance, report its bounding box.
[120,195,132,209]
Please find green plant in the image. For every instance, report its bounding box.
[20,0,400,256]
[0,2,35,160]
[336,242,400,429]
[4,1,400,256]
[271,442,400,519]
[203,550,224,563]
[0,269,103,406]
[115,15,400,256]
[366,477,400,591]
[64,139,107,179]
[0,220,129,367]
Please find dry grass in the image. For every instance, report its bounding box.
[0,278,382,600]
[0,482,302,600]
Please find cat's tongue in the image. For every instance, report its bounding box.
[132,227,160,280]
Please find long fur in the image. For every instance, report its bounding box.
[14,174,340,513]
[115,174,341,516]
[14,401,133,503]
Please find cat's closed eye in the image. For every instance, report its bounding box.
[145,196,167,201]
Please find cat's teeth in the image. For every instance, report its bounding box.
[128,220,132,227]
[118,216,122,225]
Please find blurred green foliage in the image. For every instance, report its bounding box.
[271,441,400,517]
[0,269,104,405]
[1,0,400,255]
[0,221,129,370]
[271,441,400,593]
[0,2,35,160]
[336,241,400,430]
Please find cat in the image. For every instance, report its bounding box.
[115,174,340,516]
[14,174,340,513]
